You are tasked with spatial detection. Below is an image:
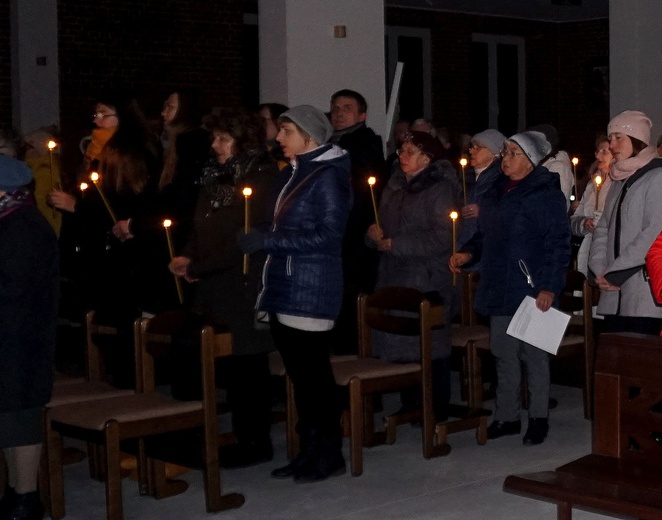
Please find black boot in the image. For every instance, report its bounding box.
[0,486,17,520]
[293,435,345,484]
[271,429,320,479]
[522,418,549,445]
[5,491,43,520]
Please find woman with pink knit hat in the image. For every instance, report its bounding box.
[588,110,662,334]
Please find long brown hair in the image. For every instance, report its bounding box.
[95,92,159,194]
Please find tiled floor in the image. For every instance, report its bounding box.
[55,383,615,519]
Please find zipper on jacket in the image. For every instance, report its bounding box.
[286,255,292,276]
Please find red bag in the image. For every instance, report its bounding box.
[645,231,662,305]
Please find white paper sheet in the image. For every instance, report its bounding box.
[506,296,571,355]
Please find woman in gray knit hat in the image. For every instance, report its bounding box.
[239,105,351,483]
[450,130,571,446]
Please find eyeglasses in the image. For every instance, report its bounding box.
[93,112,117,120]
[500,150,525,159]
[396,147,422,157]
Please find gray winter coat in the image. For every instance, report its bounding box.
[366,160,461,362]
[588,158,662,318]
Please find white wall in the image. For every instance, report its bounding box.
[259,0,387,139]
[609,0,662,140]
[10,0,60,134]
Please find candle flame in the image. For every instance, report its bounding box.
[79,182,88,191]
[459,158,468,167]
[47,140,57,150]
[450,211,459,220]
[163,219,172,228]
[242,187,252,197]
[595,175,602,186]
[368,176,376,186]
[90,172,100,182]
[571,157,579,166]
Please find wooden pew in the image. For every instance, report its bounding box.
[504,333,662,520]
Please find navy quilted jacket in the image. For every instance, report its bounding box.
[257,144,351,319]
[460,165,571,316]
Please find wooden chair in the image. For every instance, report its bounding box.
[554,270,596,419]
[450,271,491,410]
[327,287,451,476]
[44,310,244,520]
[504,333,662,520]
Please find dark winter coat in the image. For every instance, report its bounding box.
[367,160,461,362]
[0,203,59,412]
[458,159,502,247]
[257,144,351,320]
[461,166,571,316]
[183,150,278,356]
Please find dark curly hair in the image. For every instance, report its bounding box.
[203,109,265,156]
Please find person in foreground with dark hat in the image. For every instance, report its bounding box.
[238,105,351,483]
[0,155,59,520]
[449,130,571,446]
[366,130,461,420]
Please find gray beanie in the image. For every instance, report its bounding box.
[471,129,506,155]
[507,131,552,167]
[0,155,33,192]
[281,105,333,145]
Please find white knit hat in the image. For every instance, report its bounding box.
[607,110,652,146]
[507,131,552,167]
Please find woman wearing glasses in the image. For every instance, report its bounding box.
[450,131,570,446]
[366,130,461,421]
[48,92,161,386]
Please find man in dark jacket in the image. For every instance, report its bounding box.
[328,89,385,354]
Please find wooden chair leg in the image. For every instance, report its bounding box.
[148,459,188,499]
[87,442,101,480]
[103,422,123,520]
[202,411,222,512]
[46,420,65,520]
[557,501,572,520]
[137,439,149,496]
[348,378,363,477]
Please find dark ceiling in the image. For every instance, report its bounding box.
[386,0,608,22]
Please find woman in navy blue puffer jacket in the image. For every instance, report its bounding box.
[239,105,351,484]
[450,130,570,447]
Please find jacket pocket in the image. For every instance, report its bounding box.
[286,255,292,277]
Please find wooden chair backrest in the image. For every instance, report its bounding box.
[558,270,594,340]
[84,310,119,383]
[458,271,480,326]
[139,311,233,408]
[593,333,662,467]
[357,287,443,365]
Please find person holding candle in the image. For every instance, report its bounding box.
[48,92,161,386]
[458,129,505,249]
[570,135,614,275]
[238,105,351,483]
[366,130,461,421]
[588,110,662,335]
[0,155,59,520]
[169,108,278,469]
[449,130,571,445]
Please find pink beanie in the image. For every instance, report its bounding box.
[607,110,652,145]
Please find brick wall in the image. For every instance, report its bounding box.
[57,0,246,178]
[386,8,609,166]
[0,0,11,133]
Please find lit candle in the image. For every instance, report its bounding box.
[79,182,88,193]
[367,176,380,227]
[459,158,468,206]
[594,175,602,211]
[89,171,117,223]
[163,219,184,304]
[450,211,458,286]
[47,140,57,190]
[571,157,579,199]
[242,187,252,275]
